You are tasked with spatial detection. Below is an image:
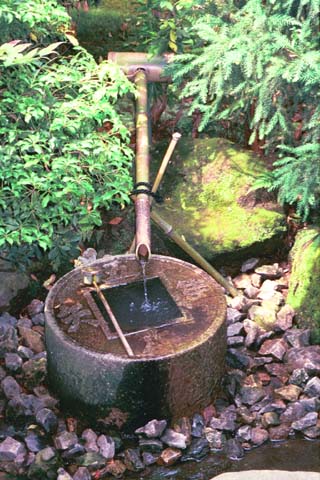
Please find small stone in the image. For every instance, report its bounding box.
[280,402,307,423]
[209,415,236,432]
[17,317,32,329]
[0,436,26,462]
[0,324,18,358]
[251,427,268,446]
[35,408,58,434]
[75,452,105,469]
[39,446,56,461]
[275,384,302,402]
[81,429,98,453]
[251,273,262,288]
[285,329,311,348]
[244,285,260,299]
[241,258,259,273]
[285,346,320,374]
[204,428,226,450]
[262,412,280,427]
[227,322,243,337]
[225,439,244,460]
[173,417,192,444]
[259,338,288,360]
[289,368,309,387]
[265,363,289,383]
[61,443,86,461]
[303,424,320,439]
[240,386,266,406]
[237,406,256,425]
[57,467,73,480]
[275,304,295,331]
[4,352,22,372]
[17,345,34,360]
[102,459,126,477]
[248,305,277,330]
[18,326,45,353]
[300,397,320,412]
[226,349,250,370]
[123,448,144,472]
[255,263,281,279]
[191,413,205,438]
[161,429,187,449]
[135,419,167,438]
[229,295,247,311]
[158,447,182,466]
[31,313,45,326]
[292,412,318,431]
[139,438,163,453]
[0,313,18,327]
[269,424,291,441]
[97,434,115,460]
[250,356,273,368]
[236,425,252,442]
[203,405,216,425]
[27,299,44,316]
[73,467,91,480]
[257,280,278,300]
[233,274,252,289]
[228,336,244,346]
[1,375,22,399]
[54,431,78,450]
[304,377,320,397]
[226,308,243,324]
[142,451,159,465]
[181,437,209,462]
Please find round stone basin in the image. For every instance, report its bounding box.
[45,255,227,430]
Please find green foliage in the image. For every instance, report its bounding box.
[168,0,320,220]
[0,0,135,270]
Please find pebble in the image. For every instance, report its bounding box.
[0,324,18,358]
[251,427,269,446]
[227,322,244,337]
[259,338,288,361]
[204,428,226,450]
[225,439,244,460]
[304,376,320,397]
[54,431,78,450]
[255,263,281,279]
[123,448,144,471]
[291,412,318,431]
[173,417,192,444]
[158,447,182,466]
[0,436,26,461]
[18,326,45,353]
[241,258,259,273]
[36,408,58,434]
[139,438,163,453]
[4,352,23,372]
[161,429,187,449]
[1,375,22,399]
[289,368,309,387]
[135,419,167,438]
[274,384,302,402]
[81,428,98,453]
[73,467,91,480]
[97,434,115,459]
[57,467,73,480]
[191,413,205,438]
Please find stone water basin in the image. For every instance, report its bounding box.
[45,255,226,430]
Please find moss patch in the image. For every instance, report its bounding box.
[154,137,285,262]
[287,227,320,342]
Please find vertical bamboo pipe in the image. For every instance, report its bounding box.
[134,69,151,261]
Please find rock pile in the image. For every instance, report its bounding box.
[0,262,319,479]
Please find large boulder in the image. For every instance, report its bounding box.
[287,227,320,341]
[153,138,285,265]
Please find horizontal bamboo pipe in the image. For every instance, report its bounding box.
[150,210,239,298]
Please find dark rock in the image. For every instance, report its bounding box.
[303,425,320,439]
[226,349,250,370]
[17,345,34,360]
[204,428,226,450]
[123,448,144,472]
[97,434,115,460]
[135,419,167,438]
[25,431,47,453]
[36,408,58,434]
[241,258,259,273]
[191,413,205,438]
[142,451,159,466]
[18,327,45,354]
[304,377,320,397]
[158,448,182,466]
[225,439,244,460]
[0,313,17,327]
[0,325,18,358]
[73,467,91,480]
[61,443,86,461]
[300,397,320,412]
[27,299,44,317]
[139,438,163,453]
[0,365,6,381]
[269,424,291,441]
[181,438,209,462]
[31,313,45,326]
[0,437,26,461]
[7,393,43,417]
[274,385,302,402]
[4,353,22,373]
[1,376,22,399]
[251,427,268,446]
[240,386,266,406]
[161,429,187,449]
[261,412,280,427]
[17,317,32,329]
[291,412,318,431]
[27,446,58,479]
[75,452,105,469]
[284,329,311,348]
[259,338,288,360]
[289,368,309,387]
[54,431,78,450]
[227,322,243,337]
[81,429,98,453]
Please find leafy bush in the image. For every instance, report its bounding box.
[0,0,135,270]
[168,0,320,220]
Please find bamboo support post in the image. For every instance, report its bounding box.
[93,280,134,357]
[150,210,239,298]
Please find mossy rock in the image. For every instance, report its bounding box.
[153,137,285,265]
[287,227,320,342]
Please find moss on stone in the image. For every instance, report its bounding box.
[287,227,320,342]
[154,137,285,262]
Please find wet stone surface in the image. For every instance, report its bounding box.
[0,258,319,479]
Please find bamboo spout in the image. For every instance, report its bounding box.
[134,69,151,261]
